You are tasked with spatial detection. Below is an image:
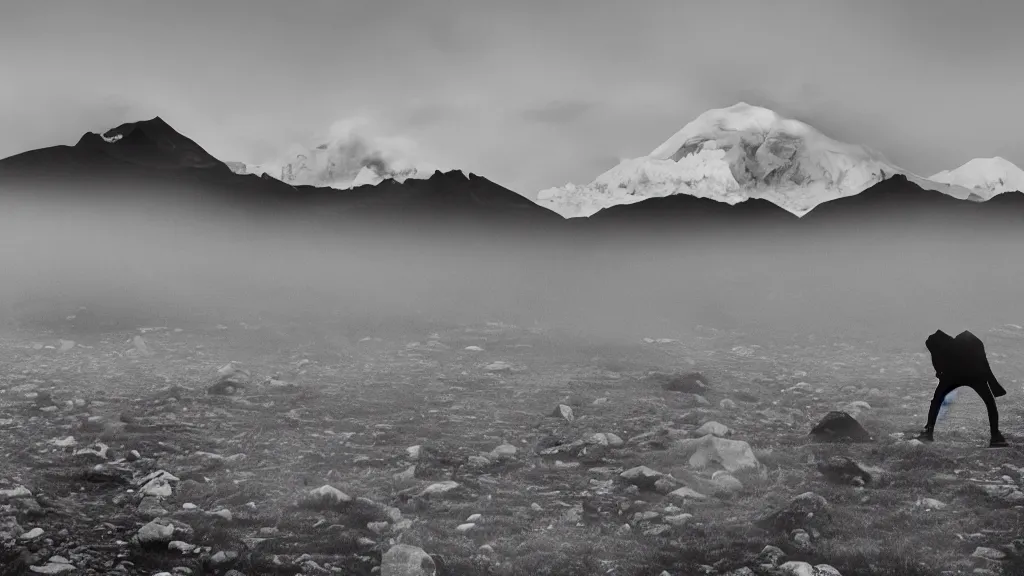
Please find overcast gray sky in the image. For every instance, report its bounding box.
[2,0,1023,196]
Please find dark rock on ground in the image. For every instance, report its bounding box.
[809,411,873,443]
[816,456,875,486]
[755,492,831,533]
[645,372,709,394]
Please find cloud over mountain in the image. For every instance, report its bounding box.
[233,117,442,189]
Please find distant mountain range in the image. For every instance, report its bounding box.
[0,117,558,232]
[1,112,1023,234]
[537,103,1024,217]
[225,134,442,190]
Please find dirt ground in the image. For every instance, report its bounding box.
[0,313,1022,575]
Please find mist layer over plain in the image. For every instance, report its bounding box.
[1,185,1021,350]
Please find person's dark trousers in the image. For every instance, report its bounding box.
[923,378,1002,441]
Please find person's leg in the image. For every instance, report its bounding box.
[920,380,961,441]
[973,384,1008,447]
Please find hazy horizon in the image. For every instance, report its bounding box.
[3,0,1024,197]
[0,186,1021,350]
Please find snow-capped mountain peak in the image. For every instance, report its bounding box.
[536,103,902,217]
[228,120,442,189]
[928,157,1024,197]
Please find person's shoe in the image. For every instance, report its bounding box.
[915,429,934,442]
[989,434,1009,448]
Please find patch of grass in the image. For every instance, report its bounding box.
[951,482,1021,510]
[812,536,945,576]
[880,445,960,474]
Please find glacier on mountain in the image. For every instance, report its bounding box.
[928,157,1024,198]
[537,103,904,217]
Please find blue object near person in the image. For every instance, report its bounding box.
[937,388,957,420]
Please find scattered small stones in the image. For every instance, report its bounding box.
[3,320,1022,576]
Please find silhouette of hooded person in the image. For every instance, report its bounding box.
[918,330,1008,447]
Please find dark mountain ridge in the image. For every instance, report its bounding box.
[1,117,1022,237]
[799,174,1024,231]
[0,117,566,235]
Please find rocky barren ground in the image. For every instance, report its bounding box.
[0,314,1022,576]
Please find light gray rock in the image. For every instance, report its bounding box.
[778,561,815,576]
[671,434,760,472]
[695,421,732,437]
[382,544,436,576]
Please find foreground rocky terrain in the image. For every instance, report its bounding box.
[0,315,1022,576]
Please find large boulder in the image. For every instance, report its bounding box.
[809,411,872,443]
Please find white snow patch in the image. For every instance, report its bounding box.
[928,157,1024,199]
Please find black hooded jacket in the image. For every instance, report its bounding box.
[925,329,1007,398]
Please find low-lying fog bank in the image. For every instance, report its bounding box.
[2,190,1021,350]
